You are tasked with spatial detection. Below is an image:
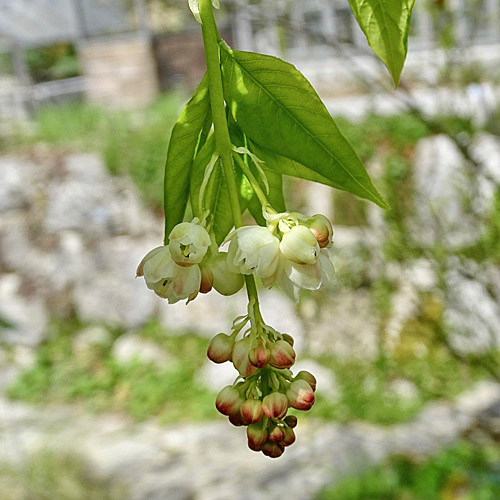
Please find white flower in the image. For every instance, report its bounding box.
[279,225,319,265]
[227,226,280,279]
[168,222,211,267]
[137,246,201,304]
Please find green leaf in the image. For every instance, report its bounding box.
[348,0,415,87]
[220,45,388,209]
[164,74,210,242]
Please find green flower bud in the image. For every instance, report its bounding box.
[280,225,319,265]
[262,392,288,419]
[240,399,264,424]
[295,370,317,392]
[286,379,315,411]
[215,386,244,416]
[281,333,294,347]
[284,415,298,428]
[282,426,296,447]
[247,423,268,451]
[269,340,296,369]
[228,411,246,427]
[210,252,244,296]
[232,337,257,377]
[207,333,234,364]
[269,425,286,443]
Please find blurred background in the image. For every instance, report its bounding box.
[1,0,500,498]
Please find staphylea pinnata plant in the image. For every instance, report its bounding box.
[137,0,414,458]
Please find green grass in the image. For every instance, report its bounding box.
[0,450,124,500]
[317,441,500,500]
[7,319,217,425]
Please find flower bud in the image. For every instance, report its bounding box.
[284,415,298,428]
[199,264,213,294]
[295,370,317,392]
[168,222,211,267]
[269,340,296,369]
[215,386,244,416]
[280,225,319,265]
[281,333,294,347]
[247,424,268,451]
[228,411,246,427]
[282,426,296,447]
[210,252,244,296]
[240,399,264,424]
[306,214,333,248]
[207,333,234,364]
[262,392,288,419]
[249,342,270,368]
[269,425,285,443]
[232,337,257,377]
[261,441,284,458]
[286,380,315,411]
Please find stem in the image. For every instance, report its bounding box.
[232,151,271,209]
[199,0,262,320]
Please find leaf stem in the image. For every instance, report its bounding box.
[232,151,271,211]
[199,0,262,322]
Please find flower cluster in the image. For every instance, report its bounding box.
[137,210,334,457]
[207,313,316,458]
[227,211,334,300]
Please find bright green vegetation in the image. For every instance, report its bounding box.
[0,450,124,500]
[7,320,217,425]
[317,441,500,500]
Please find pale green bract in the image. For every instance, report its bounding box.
[189,0,220,23]
[348,0,416,86]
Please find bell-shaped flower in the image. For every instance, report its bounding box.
[136,246,201,304]
[279,225,319,265]
[227,226,280,279]
[168,222,211,267]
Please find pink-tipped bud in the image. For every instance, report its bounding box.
[215,386,244,416]
[249,342,270,368]
[232,337,257,377]
[228,411,246,427]
[286,380,315,411]
[262,392,288,419]
[284,415,298,428]
[306,214,333,249]
[199,264,213,294]
[282,426,296,447]
[269,340,296,369]
[261,441,284,458]
[247,424,268,451]
[295,370,317,392]
[207,333,234,364]
[240,399,264,424]
[282,333,294,347]
[269,425,286,443]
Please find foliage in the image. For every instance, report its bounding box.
[25,43,80,82]
[317,441,500,500]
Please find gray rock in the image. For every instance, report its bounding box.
[73,236,159,328]
[111,333,172,368]
[412,135,480,248]
[196,359,237,392]
[0,274,48,346]
[73,325,112,354]
[0,157,32,212]
[293,359,341,401]
[388,378,420,402]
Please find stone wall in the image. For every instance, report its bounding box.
[79,35,159,109]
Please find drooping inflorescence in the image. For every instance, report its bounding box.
[137,205,334,457]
